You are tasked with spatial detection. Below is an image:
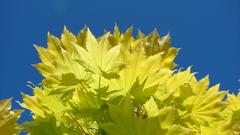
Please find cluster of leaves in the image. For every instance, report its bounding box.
[1,25,240,135]
[0,98,22,135]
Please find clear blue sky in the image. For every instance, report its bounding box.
[1,0,240,124]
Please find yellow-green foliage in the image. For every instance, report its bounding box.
[17,25,240,135]
[0,98,22,135]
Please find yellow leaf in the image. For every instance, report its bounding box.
[0,98,22,135]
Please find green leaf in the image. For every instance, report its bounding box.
[166,125,194,135]
[101,99,163,135]
[24,115,65,135]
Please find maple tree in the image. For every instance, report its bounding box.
[1,25,239,135]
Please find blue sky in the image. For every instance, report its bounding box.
[1,0,240,124]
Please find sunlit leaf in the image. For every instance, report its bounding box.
[0,98,22,135]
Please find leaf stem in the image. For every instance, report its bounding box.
[67,112,91,135]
